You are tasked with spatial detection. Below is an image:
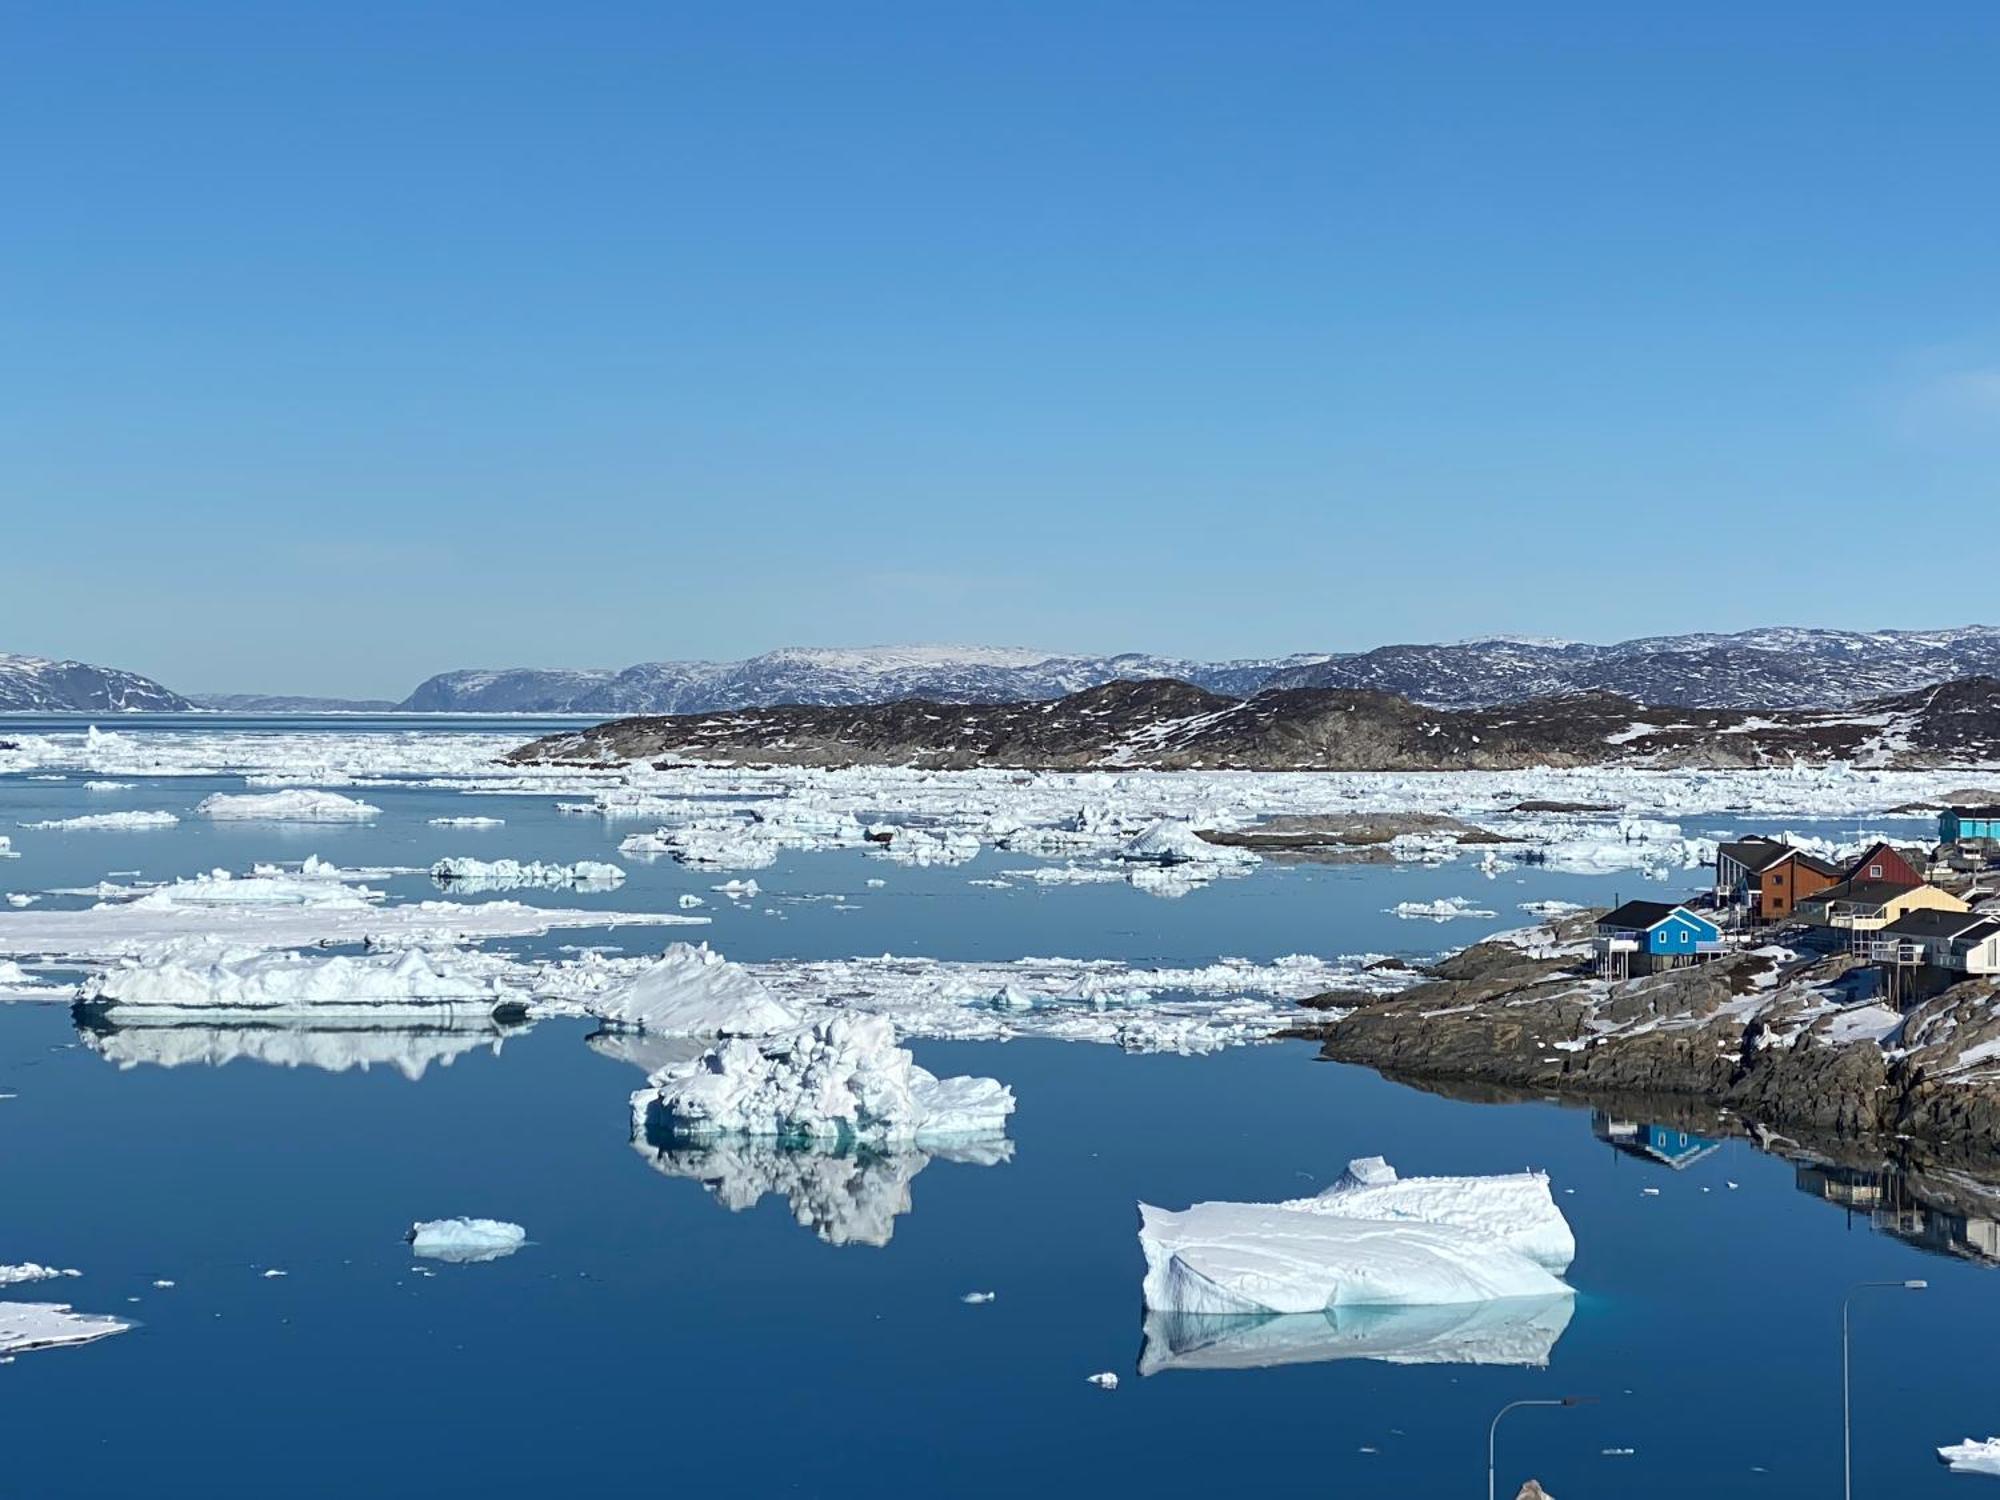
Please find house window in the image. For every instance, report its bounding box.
[1869,864,1882,879]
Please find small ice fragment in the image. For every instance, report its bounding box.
[1939,1438,2000,1476]
[1641,1187,1660,1196]
[1726,1181,1739,1189]
[960,1291,996,1305]
[865,878,886,888]
[1086,1372,1119,1390]
[262,1269,287,1278]
[678,894,706,909]
[407,1217,526,1264]
[151,1280,175,1289]
[1603,1447,1636,1457]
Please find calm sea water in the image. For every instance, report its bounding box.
[1,721,1991,1497]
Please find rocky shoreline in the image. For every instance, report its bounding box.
[1295,910,2000,1158]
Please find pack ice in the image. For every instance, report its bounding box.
[407,1218,527,1263]
[1139,1157,1575,1315]
[632,1013,1015,1147]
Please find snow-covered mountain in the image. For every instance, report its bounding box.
[400,646,1332,713]
[0,653,191,712]
[1261,626,2000,709]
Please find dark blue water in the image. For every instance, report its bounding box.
[1,730,1988,1496]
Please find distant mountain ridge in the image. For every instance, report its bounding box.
[0,653,191,712]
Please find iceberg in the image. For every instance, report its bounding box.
[1139,1158,1575,1315]
[77,947,522,1022]
[20,810,179,831]
[0,1264,81,1286]
[1137,1295,1575,1376]
[0,1302,131,1356]
[632,1012,1015,1147]
[589,943,803,1036]
[1118,820,1255,866]
[1940,1439,2000,1477]
[407,1217,527,1263]
[197,789,380,822]
[429,856,625,891]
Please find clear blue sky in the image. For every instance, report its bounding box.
[6,2,1999,697]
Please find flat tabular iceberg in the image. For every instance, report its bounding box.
[20,810,179,831]
[1940,1439,2000,1477]
[197,789,380,822]
[590,943,802,1036]
[633,1012,1015,1147]
[407,1218,527,1263]
[0,1302,131,1356]
[430,856,624,890]
[78,947,519,1021]
[1139,1157,1575,1316]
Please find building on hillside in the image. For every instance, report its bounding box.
[1794,878,1968,942]
[1842,841,1925,887]
[1713,836,1843,923]
[1870,909,2000,975]
[1942,806,2000,845]
[1593,901,1724,978]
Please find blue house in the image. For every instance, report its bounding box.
[1941,805,2000,844]
[1595,900,1724,976]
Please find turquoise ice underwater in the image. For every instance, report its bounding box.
[1,717,1994,1497]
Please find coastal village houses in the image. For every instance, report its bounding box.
[1714,835,1843,924]
[1593,901,1723,979]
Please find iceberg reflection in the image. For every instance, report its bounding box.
[1138,1294,1575,1377]
[76,1013,528,1081]
[631,1132,1012,1248]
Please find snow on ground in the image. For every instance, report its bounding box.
[197,789,380,822]
[1939,1439,2000,1477]
[1139,1158,1576,1316]
[19,810,179,831]
[0,1302,131,1356]
[429,857,624,890]
[407,1218,526,1263]
[632,1013,1015,1147]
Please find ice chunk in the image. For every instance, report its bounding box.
[428,816,505,827]
[429,857,625,891]
[1390,897,1499,921]
[407,1218,526,1263]
[1138,1294,1575,1375]
[1292,1158,1576,1273]
[20,810,179,831]
[633,1013,1015,1147]
[1940,1439,2000,1477]
[1139,1201,1573,1315]
[0,1264,81,1286]
[77,947,520,1021]
[590,943,802,1036]
[1086,1372,1119,1389]
[0,1302,131,1356]
[1119,820,1254,866]
[197,789,380,822]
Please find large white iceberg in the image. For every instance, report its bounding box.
[77,947,520,1021]
[632,1012,1014,1147]
[407,1218,526,1263]
[0,1302,131,1356]
[589,943,803,1036]
[1139,1158,1575,1315]
[197,789,381,822]
[1138,1294,1576,1376]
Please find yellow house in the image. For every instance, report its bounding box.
[1795,878,1968,933]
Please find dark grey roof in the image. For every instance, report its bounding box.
[1795,853,1845,879]
[1880,909,1995,941]
[1599,900,1685,931]
[1717,838,1796,873]
[1947,805,2000,819]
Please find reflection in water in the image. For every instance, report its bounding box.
[76,1013,528,1081]
[1793,1160,2000,1266]
[1589,1110,1722,1170]
[1138,1295,1574,1376]
[631,1133,1013,1248]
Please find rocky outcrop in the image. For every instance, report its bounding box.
[1303,915,2000,1155]
[0,653,191,712]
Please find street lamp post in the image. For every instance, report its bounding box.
[1843,1279,1926,1500]
[1488,1396,1593,1500]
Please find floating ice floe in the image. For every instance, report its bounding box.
[1391,896,1500,922]
[1139,1157,1575,1316]
[867,827,981,867]
[632,1013,1015,1148]
[1940,1439,2000,1477]
[428,816,505,828]
[20,810,179,831]
[1119,820,1256,866]
[77,946,523,1022]
[83,780,133,791]
[1086,1372,1119,1390]
[429,857,625,891]
[197,789,381,822]
[1138,1294,1576,1375]
[0,1264,81,1286]
[407,1218,526,1263]
[588,942,802,1036]
[0,1302,131,1356]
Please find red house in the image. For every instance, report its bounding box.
[1842,842,1923,888]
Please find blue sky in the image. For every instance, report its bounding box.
[6,2,1999,697]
